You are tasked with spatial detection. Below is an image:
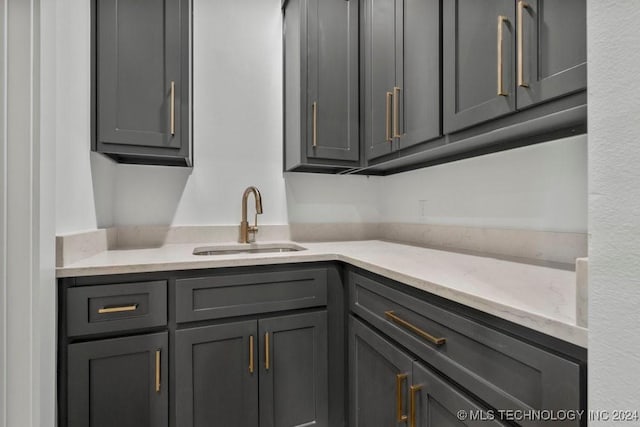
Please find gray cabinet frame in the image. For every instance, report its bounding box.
[259,311,329,427]
[362,0,441,161]
[284,0,360,171]
[67,332,169,427]
[91,0,192,166]
[175,321,259,427]
[516,0,587,109]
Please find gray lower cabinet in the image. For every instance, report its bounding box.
[350,316,414,427]
[175,321,259,427]
[67,332,169,427]
[283,0,360,171]
[349,270,586,427]
[411,361,506,427]
[93,0,191,166]
[362,0,441,161]
[350,317,504,427]
[259,311,329,427]
[176,311,328,427]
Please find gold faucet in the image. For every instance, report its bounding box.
[239,186,263,243]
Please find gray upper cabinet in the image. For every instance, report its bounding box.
[362,0,441,161]
[516,0,587,109]
[444,0,586,134]
[284,0,360,171]
[443,0,516,133]
[67,332,169,427]
[93,0,192,166]
[259,311,329,427]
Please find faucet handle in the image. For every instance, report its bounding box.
[250,213,260,232]
[247,213,259,241]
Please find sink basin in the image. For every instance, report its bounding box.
[193,243,307,256]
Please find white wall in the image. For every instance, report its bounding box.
[381,135,588,232]
[55,0,116,235]
[55,0,587,234]
[588,0,640,420]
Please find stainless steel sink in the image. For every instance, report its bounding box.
[193,243,307,256]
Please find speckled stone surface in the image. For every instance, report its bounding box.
[56,239,586,348]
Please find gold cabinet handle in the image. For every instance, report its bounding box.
[249,335,255,374]
[384,311,446,346]
[517,1,530,87]
[170,81,176,136]
[265,332,270,370]
[409,385,422,427]
[155,350,161,393]
[497,16,509,96]
[396,373,408,422]
[98,304,138,314]
[392,86,403,138]
[312,102,318,147]
[386,92,393,142]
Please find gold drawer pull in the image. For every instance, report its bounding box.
[392,86,403,138]
[386,91,393,142]
[517,1,530,87]
[265,332,270,370]
[155,350,161,393]
[384,311,446,346]
[409,385,422,427]
[396,373,408,423]
[497,15,509,96]
[170,81,176,136]
[249,335,255,374]
[312,101,318,147]
[98,304,138,314]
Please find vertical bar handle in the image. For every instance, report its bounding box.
[265,332,270,370]
[170,81,176,136]
[155,350,161,393]
[249,335,254,374]
[409,385,422,427]
[393,86,403,138]
[386,92,393,142]
[312,102,318,147]
[517,1,530,87]
[497,16,508,96]
[396,373,408,423]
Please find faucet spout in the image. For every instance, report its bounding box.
[240,186,263,243]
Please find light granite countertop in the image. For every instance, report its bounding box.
[56,240,586,348]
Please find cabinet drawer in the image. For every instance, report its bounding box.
[67,281,167,337]
[176,268,327,323]
[349,271,582,426]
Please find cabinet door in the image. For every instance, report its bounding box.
[412,362,506,427]
[362,0,398,160]
[349,317,414,427]
[259,311,329,427]
[516,0,586,109]
[96,0,190,163]
[397,0,441,150]
[307,0,359,162]
[443,0,516,133]
[175,321,259,427]
[67,332,168,427]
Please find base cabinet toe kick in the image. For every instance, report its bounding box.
[57,263,586,427]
